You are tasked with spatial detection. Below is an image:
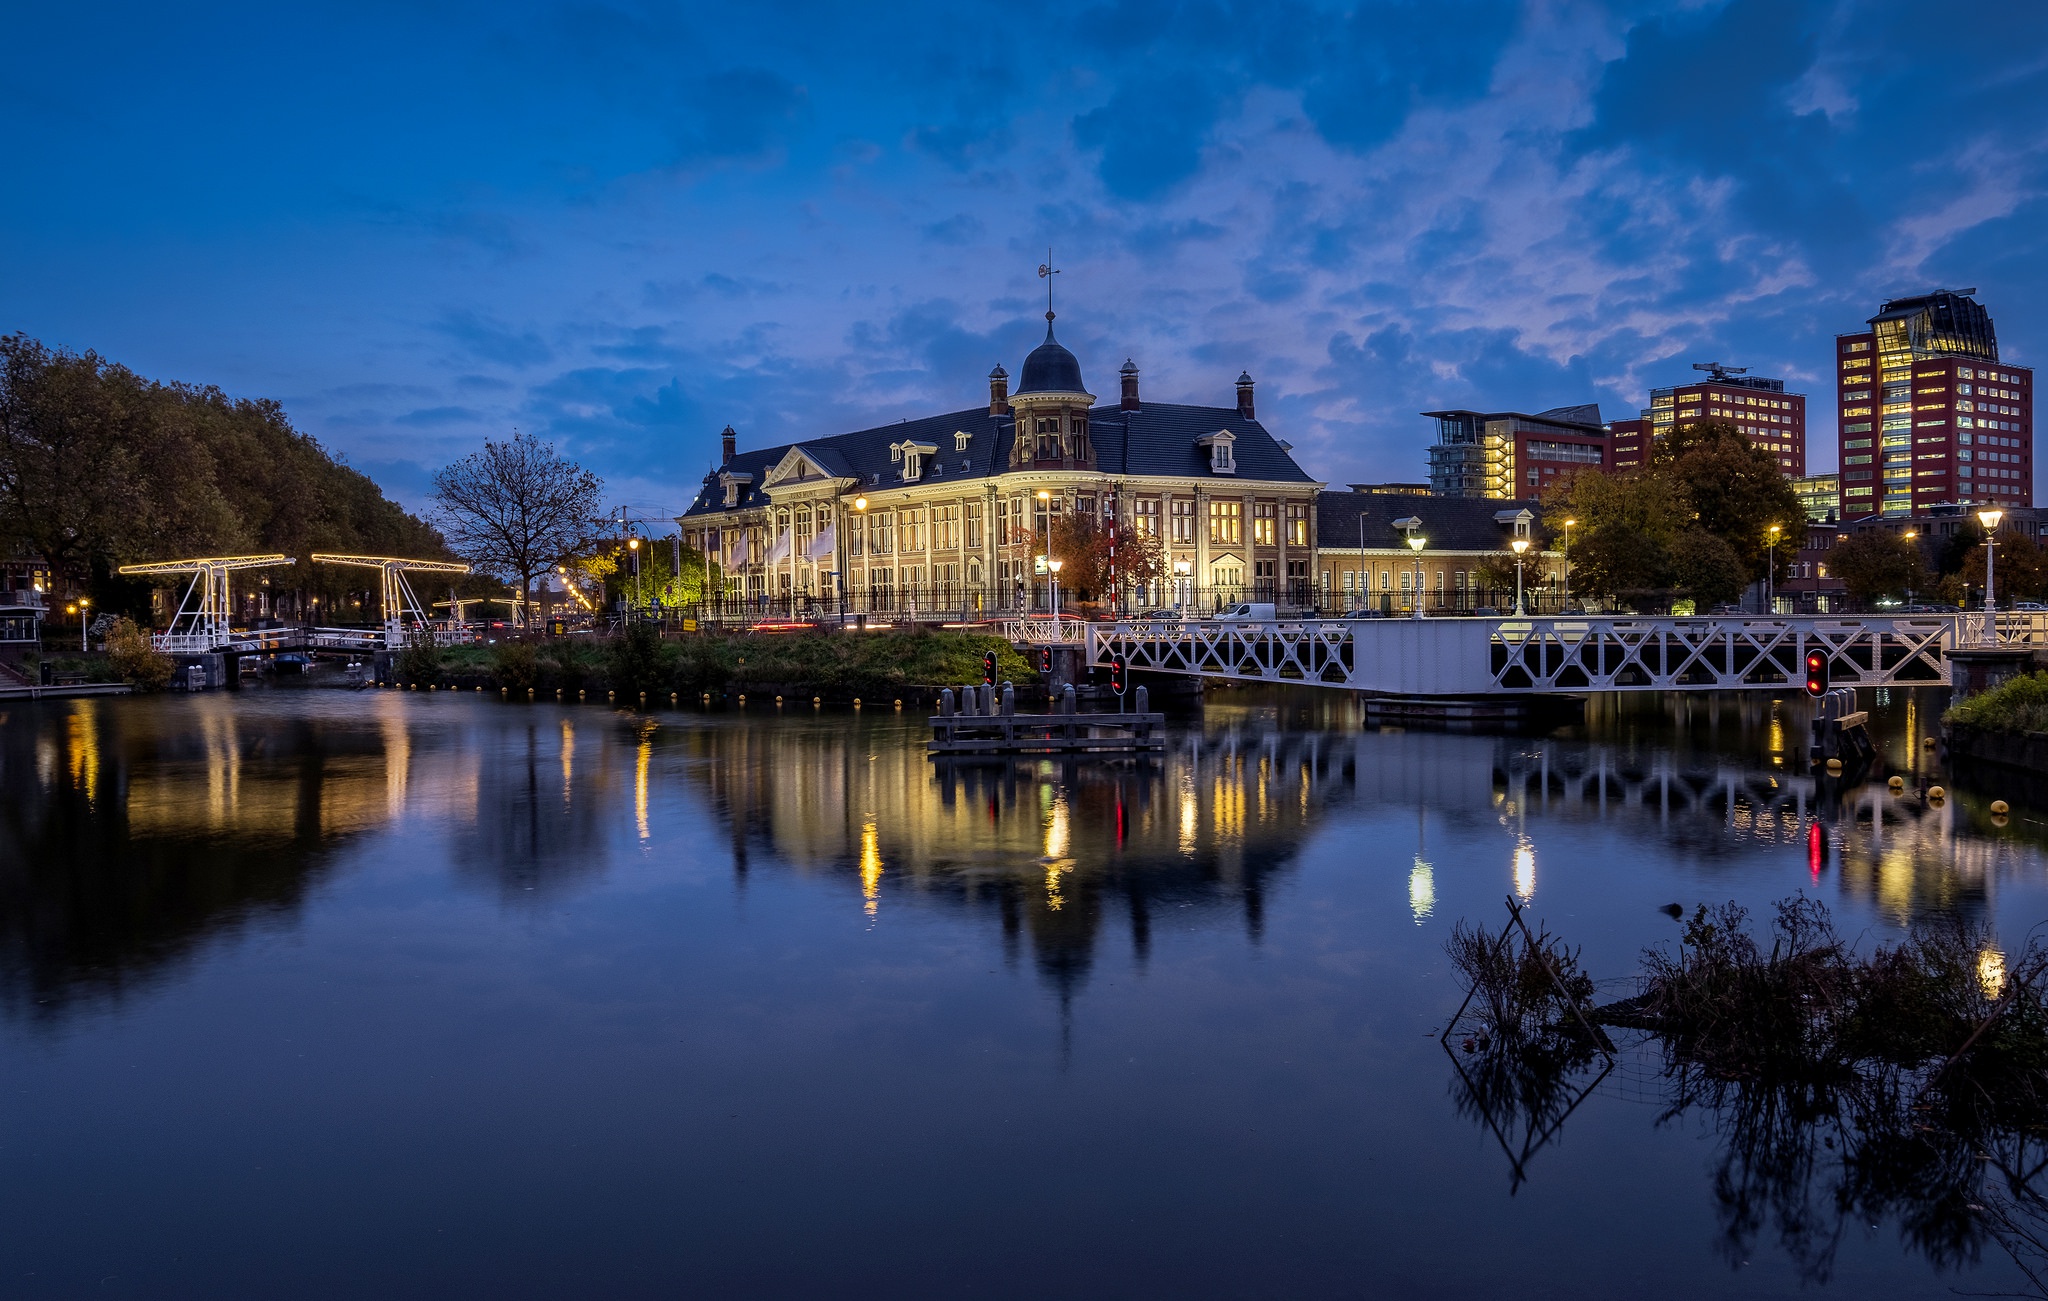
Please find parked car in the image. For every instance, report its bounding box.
[1210,602,1277,621]
[2015,601,2047,611]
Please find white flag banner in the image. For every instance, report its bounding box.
[764,529,792,564]
[805,522,837,562]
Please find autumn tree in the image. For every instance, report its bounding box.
[1951,530,2048,606]
[432,431,605,617]
[1049,512,1167,604]
[1826,531,1930,606]
[1652,422,1804,578]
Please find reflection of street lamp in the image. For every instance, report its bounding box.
[1980,508,2005,620]
[1510,538,1530,616]
[1048,558,1063,619]
[1561,517,1576,611]
[1406,533,1426,619]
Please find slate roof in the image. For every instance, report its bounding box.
[682,399,1316,519]
[1315,491,1546,551]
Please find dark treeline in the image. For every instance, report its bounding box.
[0,333,452,620]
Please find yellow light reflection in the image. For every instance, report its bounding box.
[560,718,574,809]
[1513,840,1536,902]
[1045,792,1071,861]
[1178,778,1198,855]
[634,732,651,843]
[1980,946,2007,1000]
[859,820,883,917]
[379,703,408,816]
[1045,861,1067,911]
[66,705,100,805]
[1409,858,1435,924]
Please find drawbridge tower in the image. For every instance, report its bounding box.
[116,554,297,654]
[311,555,472,648]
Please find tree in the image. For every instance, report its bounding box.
[1543,469,1685,608]
[1668,529,1747,610]
[431,431,605,617]
[1826,531,1930,606]
[104,617,173,690]
[1953,531,2048,606]
[1049,513,1168,604]
[1653,422,1804,578]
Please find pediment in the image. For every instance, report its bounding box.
[764,445,841,488]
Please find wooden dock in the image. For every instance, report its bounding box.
[927,683,1164,755]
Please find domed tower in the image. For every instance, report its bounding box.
[1009,313,1096,470]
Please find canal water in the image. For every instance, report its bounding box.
[0,687,2043,1299]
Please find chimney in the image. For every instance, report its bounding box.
[1120,358,1141,410]
[1236,371,1256,420]
[988,364,1010,415]
[720,424,737,464]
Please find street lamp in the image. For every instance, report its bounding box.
[627,536,642,611]
[1173,558,1191,612]
[1406,533,1427,618]
[1036,489,1052,614]
[1765,523,1782,615]
[1980,508,2005,622]
[1510,538,1530,616]
[1903,530,1918,608]
[77,597,89,651]
[1047,558,1063,619]
[1561,518,1576,611]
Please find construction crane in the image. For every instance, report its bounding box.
[311,554,471,647]
[1692,362,1751,382]
[116,554,297,654]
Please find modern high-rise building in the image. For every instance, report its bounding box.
[1423,404,1610,499]
[1792,473,1840,522]
[1614,364,1807,474]
[1836,290,2033,518]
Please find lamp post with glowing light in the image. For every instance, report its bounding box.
[1904,529,1918,608]
[1561,518,1575,611]
[627,536,642,612]
[1035,489,1052,614]
[1048,558,1063,619]
[1980,508,2005,626]
[852,497,868,618]
[1510,538,1530,616]
[1406,533,1427,618]
[1765,523,1782,615]
[1173,558,1191,613]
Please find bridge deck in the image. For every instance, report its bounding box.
[1007,613,2048,695]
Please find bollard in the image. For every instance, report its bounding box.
[671,693,678,706]
[940,689,955,717]
[812,696,821,706]
[1992,799,2011,815]
[1135,684,1149,714]
[776,695,783,705]
[640,692,647,706]
[853,697,861,708]
[739,694,746,704]
[500,687,507,698]
[1928,785,1946,802]
[1000,682,1014,716]
[1060,683,1076,714]
[608,691,615,703]
[894,699,902,709]
[527,688,535,700]
[1887,775,1904,792]
[557,689,563,701]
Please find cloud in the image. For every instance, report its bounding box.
[432,311,553,368]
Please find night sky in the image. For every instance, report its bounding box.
[6,1,2045,519]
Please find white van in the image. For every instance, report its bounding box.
[1212,602,1277,621]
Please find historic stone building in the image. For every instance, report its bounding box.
[679,310,1323,612]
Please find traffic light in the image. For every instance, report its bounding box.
[982,650,998,687]
[1038,646,1053,676]
[1804,649,1828,698]
[1109,655,1127,696]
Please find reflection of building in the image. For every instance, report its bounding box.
[1837,290,2033,518]
[1424,404,1610,499]
[680,301,1322,610]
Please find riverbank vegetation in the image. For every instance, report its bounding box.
[407,628,1041,695]
[1947,671,2048,735]
[0,334,449,620]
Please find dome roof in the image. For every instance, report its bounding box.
[1016,319,1086,395]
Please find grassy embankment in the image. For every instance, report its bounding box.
[421,628,1042,698]
[1946,671,2048,734]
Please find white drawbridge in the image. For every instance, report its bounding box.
[310,554,472,647]
[117,554,297,655]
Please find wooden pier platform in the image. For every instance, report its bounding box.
[927,683,1164,755]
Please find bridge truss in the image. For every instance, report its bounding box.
[311,554,472,648]
[117,554,297,655]
[1054,613,2048,696]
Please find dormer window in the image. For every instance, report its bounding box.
[893,440,938,482]
[954,430,971,452]
[1197,430,1237,475]
[719,470,754,507]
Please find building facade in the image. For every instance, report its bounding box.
[678,316,1324,613]
[1314,491,1564,613]
[1793,473,1840,522]
[1836,291,2033,518]
[1424,404,1610,499]
[1617,364,1807,475]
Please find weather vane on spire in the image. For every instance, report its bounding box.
[1037,249,1059,322]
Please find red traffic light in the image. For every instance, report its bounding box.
[982,651,998,687]
[1803,649,1828,698]
[1038,646,1053,676]
[1109,655,1127,695]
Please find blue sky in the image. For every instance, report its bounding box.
[5,0,2046,519]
